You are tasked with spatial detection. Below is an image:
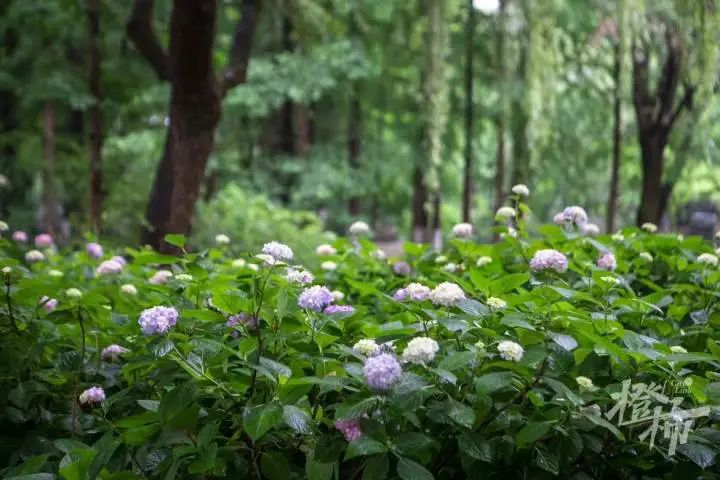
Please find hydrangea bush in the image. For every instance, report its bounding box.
[2,199,720,478]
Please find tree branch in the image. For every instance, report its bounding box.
[655,26,683,128]
[663,84,695,132]
[631,37,654,132]
[221,0,261,97]
[126,0,171,82]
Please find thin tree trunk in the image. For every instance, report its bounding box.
[42,102,61,237]
[347,83,362,216]
[461,0,475,223]
[606,40,622,233]
[492,0,507,241]
[411,167,429,242]
[87,0,102,232]
[509,34,529,187]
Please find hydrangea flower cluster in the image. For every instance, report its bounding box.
[452,223,473,238]
[581,223,600,236]
[324,304,355,315]
[285,268,314,285]
[393,283,431,302]
[101,344,129,360]
[639,252,653,262]
[511,184,530,196]
[392,261,411,276]
[138,306,178,335]
[86,242,103,259]
[25,250,44,263]
[497,340,524,362]
[321,261,337,271]
[149,270,173,285]
[40,296,58,313]
[575,376,595,392]
[597,252,617,271]
[476,256,492,267]
[363,353,402,391]
[262,241,293,261]
[348,221,370,236]
[486,297,507,309]
[226,313,258,337]
[215,234,230,245]
[429,282,465,306]
[353,339,379,356]
[34,233,53,248]
[315,244,337,256]
[401,337,439,364]
[529,249,568,273]
[331,290,344,301]
[66,288,82,298]
[496,206,516,219]
[697,253,718,266]
[121,284,137,295]
[96,259,123,276]
[556,206,588,226]
[297,285,334,312]
[111,256,127,267]
[335,418,363,442]
[79,386,105,405]
[641,222,658,233]
[12,231,27,242]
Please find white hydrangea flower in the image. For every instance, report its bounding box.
[511,184,530,196]
[321,261,337,271]
[486,297,507,309]
[348,221,370,236]
[262,241,294,261]
[353,339,379,356]
[248,263,259,272]
[66,288,83,298]
[215,234,230,245]
[25,250,45,262]
[670,345,687,354]
[232,258,246,268]
[495,206,516,219]
[372,249,386,260]
[612,232,625,242]
[2,266,12,274]
[581,223,600,236]
[697,253,718,266]
[332,290,345,301]
[175,273,193,282]
[641,222,657,233]
[285,268,314,285]
[497,340,524,362]
[600,276,619,285]
[405,283,431,300]
[0,221,8,231]
[402,337,440,364]
[48,269,64,277]
[443,262,458,273]
[575,376,595,392]
[315,244,337,256]
[149,269,173,284]
[429,282,465,306]
[120,284,138,295]
[476,256,492,267]
[451,222,473,238]
[255,254,278,265]
[639,252,653,262]
[435,255,448,264]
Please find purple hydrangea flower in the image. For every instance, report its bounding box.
[40,296,58,313]
[226,313,258,337]
[101,344,129,360]
[79,386,105,405]
[324,304,355,315]
[393,288,408,301]
[529,249,568,273]
[393,261,411,276]
[297,285,334,312]
[111,255,127,267]
[138,306,178,335]
[86,242,103,259]
[96,259,123,276]
[335,418,363,441]
[363,353,402,392]
[597,252,617,271]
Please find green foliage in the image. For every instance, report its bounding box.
[2,202,720,478]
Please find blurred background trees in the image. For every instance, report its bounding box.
[0,0,719,251]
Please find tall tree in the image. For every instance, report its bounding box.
[632,25,694,226]
[492,0,507,238]
[461,0,476,223]
[606,11,623,233]
[42,101,62,237]
[87,0,102,232]
[127,0,260,251]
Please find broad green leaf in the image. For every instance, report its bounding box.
[396,457,434,480]
[244,403,283,442]
[344,438,387,460]
[515,421,554,448]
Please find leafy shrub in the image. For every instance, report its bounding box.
[1,203,720,479]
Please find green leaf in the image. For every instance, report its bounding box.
[474,372,516,395]
[491,273,530,295]
[396,457,434,480]
[244,403,283,442]
[438,351,475,371]
[344,438,387,460]
[283,405,313,434]
[136,399,160,412]
[261,451,291,480]
[458,433,492,462]
[151,339,174,359]
[159,382,197,424]
[515,421,554,448]
[393,433,434,457]
[362,454,389,480]
[164,234,186,248]
[677,442,716,469]
[447,400,475,429]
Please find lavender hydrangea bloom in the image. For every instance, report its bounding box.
[597,252,617,271]
[101,344,129,360]
[529,249,568,273]
[363,353,402,392]
[138,306,178,335]
[392,261,411,276]
[393,288,408,301]
[96,259,123,276]
[79,386,105,405]
[335,418,363,441]
[262,241,294,261]
[226,313,258,337]
[86,242,103,259]
[40,296,58,313]
[297,285,334,312]
[111,255,127,267]
[324,304,355,315]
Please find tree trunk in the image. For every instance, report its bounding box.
[636,136,665,226]
[161,0,221,251]
[492,0,507,241]
[606,39,622,232]
[141,130,174,247]
[461,0,475,223]
[42,102,62,237]
[411,167,429,242]
[87,0,102,232]
[347,83,362,216]
[509,35,529,187]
